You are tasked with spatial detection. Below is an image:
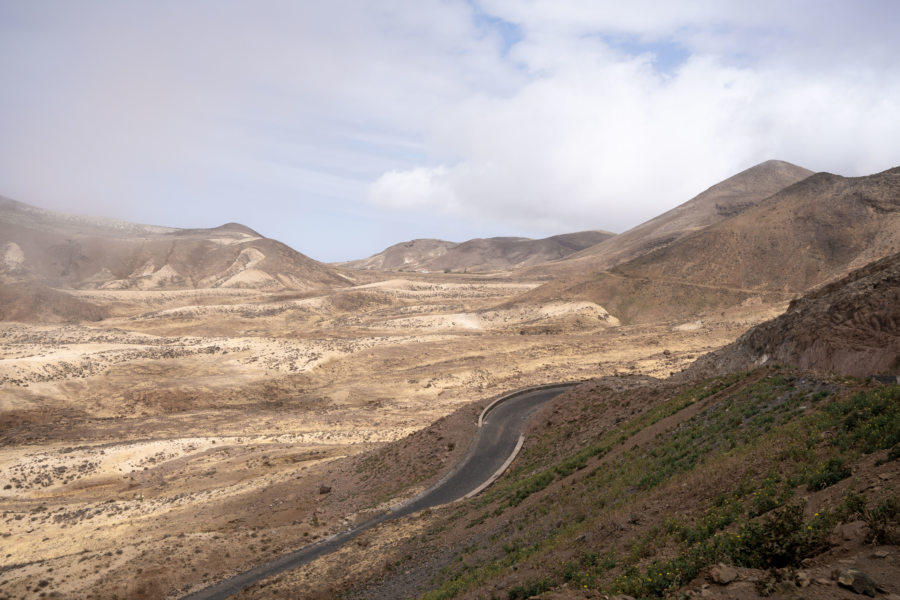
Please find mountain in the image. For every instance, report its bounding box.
[337,238,458,271]
[339,230,615,273]
[686,250,900,379]
[514,165,900,323]
[523,160,814,278]
[0,197,351,291]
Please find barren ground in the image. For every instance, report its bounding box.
[0,273,784,599]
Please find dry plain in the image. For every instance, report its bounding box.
[0,273,785,599]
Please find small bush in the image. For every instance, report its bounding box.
[507,577,552,599]
[730,503,829,569]
[864,496,900,545]
[807,457,851,491]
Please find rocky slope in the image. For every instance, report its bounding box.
[687,251,900,379]
[0,197,351,291]
[340,231,614,273]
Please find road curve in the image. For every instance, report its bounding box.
[182,383,575,600]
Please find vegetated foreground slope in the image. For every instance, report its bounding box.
[340,231,615,273]
[0,197,351,292]
[242,369,899,600]
[688,250,900,379]
[525,159,814,279]
[514,165,900,324]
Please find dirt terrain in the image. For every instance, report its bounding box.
[0,271,782,599]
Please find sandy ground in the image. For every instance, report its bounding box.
[0,274,785,599]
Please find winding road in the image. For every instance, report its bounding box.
[182,383,575,600]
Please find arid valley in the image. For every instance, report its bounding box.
[1,267,784,598]
[1,158,898,600]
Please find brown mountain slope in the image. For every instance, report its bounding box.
[339,230,614,273]
[616,166,900,291]
[686,251,900,378]
[524,160,814,278]
[0,282,108,322]
[0,197,351,291]
[514,166,900,323]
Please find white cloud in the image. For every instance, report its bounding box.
[1,1,899,260]
[366,1,900,233]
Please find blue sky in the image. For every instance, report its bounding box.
[1,1,899,262]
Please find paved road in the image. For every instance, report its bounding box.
[182,384,574,600]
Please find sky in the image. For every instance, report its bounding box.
[1,1,899,262]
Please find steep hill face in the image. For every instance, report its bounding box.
[340,231,614,273]
[615,167,900,292]
[687,251,900,378]
[525,160,814,278]
[0,197,351,291]
[515,166,900,323]
[0,283,108,322]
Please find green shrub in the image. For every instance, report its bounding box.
[864,496,900,545]
[507,577,552,599]
[729,503,829,569]
[807,457,851,491]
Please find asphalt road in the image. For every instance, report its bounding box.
[182,384,574,600]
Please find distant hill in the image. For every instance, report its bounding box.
[0,197,351,291]
[513,165,900,323]
[339,230,615,273]
[523,160,814,278]
[686,250,900,378]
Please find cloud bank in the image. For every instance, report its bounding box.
[1,1,899,260]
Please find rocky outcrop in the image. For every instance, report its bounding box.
[686,251,900,378]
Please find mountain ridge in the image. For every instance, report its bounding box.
[339,230,615,273]
[0,197,351,292]
[523,159,815,279]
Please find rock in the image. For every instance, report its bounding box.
[831,520,868,544]
[796,571,811,588]
[814,577,834,586]
[776,581,803,599]
[838,569,878,596]
[872,549,889,558]
[318,484,331,494]
[710,564,738,585]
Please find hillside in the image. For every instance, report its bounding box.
[340,231,614,273]
[0,197,351,291]
[524,160,814,278]
[0,282,108,323]
[514,165,900,323]
[236,369,899,600]
[687,250,900,379]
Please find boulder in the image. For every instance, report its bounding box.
[837,569,878,597]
